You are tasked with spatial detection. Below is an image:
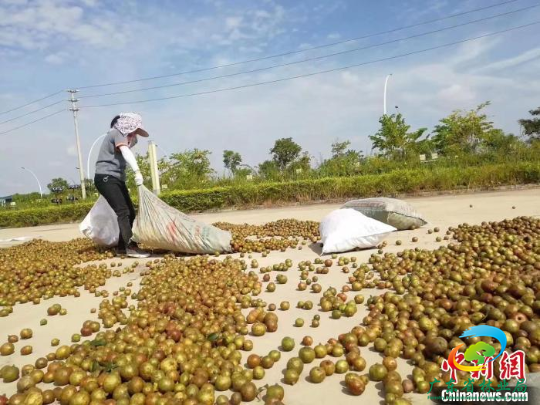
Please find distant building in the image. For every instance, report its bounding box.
[0,196,13,206]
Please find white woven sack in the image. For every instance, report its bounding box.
[342,197,426,230]
[79,196,119,247]
[320,208,396,254]
[132,186,232,254]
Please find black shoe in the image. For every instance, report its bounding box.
[115,247,127,256]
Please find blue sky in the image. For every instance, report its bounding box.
[1,0,539,195]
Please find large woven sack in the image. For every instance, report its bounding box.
[132,186,232,254]
[320,209,396,254]
[341,197,426,230]
[79,196,119,247]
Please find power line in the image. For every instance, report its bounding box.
[0,91,64,117]
[0,109,65,136]
[79,4,539,100]
[80,20,540,109]
[76,0,522,90]
[0,100,65,126]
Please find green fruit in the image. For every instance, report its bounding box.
[215,375,231,391]
[253,366,265,380]
[354,295,364,304]
[299,347,316,364]
[261,356,274,369]
[283,369,299,385]
[286,357,304,374]
[1,365,19,383]
[266,384,284,401]
[335,360,349,374]
[309,367,326,383]
[294,318,304,327]
[281,337,295,352]
[269,350,281,362]
[369,364,388,382]
[0,343,15,356]
[314,344,327,358]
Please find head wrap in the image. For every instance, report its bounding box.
[114,113,148,136]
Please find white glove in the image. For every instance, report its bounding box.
[135,171,144,186]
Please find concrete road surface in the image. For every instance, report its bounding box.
[0,188,539,404]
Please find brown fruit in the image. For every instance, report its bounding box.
[20,345,33,356]
[346,376,365,395]
[240,382,257,402]
[247,354,261,369]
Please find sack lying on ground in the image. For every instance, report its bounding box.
[320,209,396,254]
[132,185,232,254]
[341,197,426,230]
[79,196,119,247]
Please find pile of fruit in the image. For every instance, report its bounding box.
[214,220,319,253]
[0,217,539,405]
[0,239,114,313]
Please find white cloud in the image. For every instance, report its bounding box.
[327,33,341,40]
[450,37,501,66]
[44,51,68,65]
[341,71,360,85]
[66,145,78,157]
[225,16,243,30]
[474,47,540,73]
[81,0,98,6]
[437,84,476,105]
[3,0,28,5]
[0,0,130,50]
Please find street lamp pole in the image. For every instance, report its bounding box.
[21,167,43,198]
[87,133,107,180]
[383,74,392,116]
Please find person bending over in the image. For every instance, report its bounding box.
[94,112,150,258]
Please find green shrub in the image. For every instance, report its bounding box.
[1,162,538,228]
[0,203,94,228]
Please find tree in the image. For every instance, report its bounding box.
[257,160,280,180]
[331,140,351,158]
[223,150,242,173]
[369,114,427,159]
[168,149,214,187]
[234,167,252,179]
[270,138,302,170]
[519,107,540,142]
[432,102,499,154]
[481,130,521,153]
[318,140,363,177]
[47,177,69,192]
[289,151,312,174]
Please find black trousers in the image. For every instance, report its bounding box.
[94,174,136,250]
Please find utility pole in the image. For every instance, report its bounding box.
[383,74,392,116]
[148,141,161,195]
[67,89,87,199]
